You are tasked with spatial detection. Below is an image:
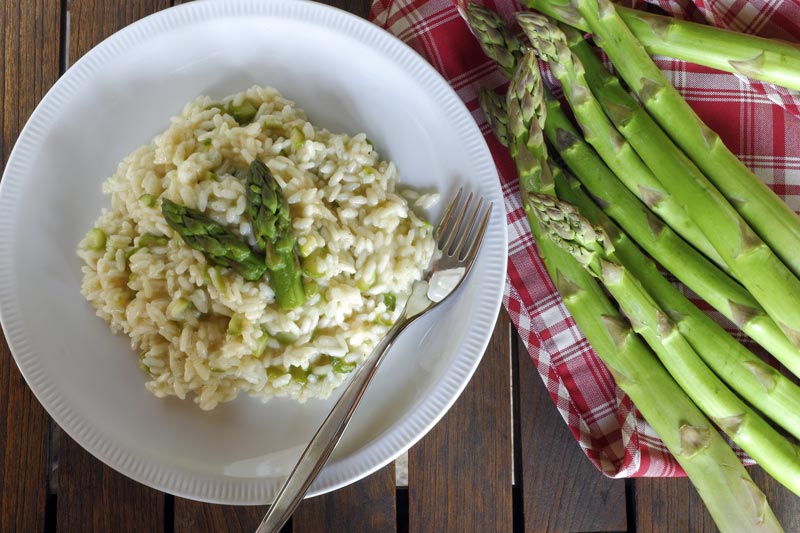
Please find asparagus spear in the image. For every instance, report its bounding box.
[488,52,783,532]
[506,36,800,437]
[465,3,526,78]
[545,0,800,281]
[556,172,800,440]
[500,13,726,270]
[246,159,306,310]
[543,92,800,378]
[161,199,267,282]
[530,191,800,499]
[520,13,800,348]
[524,0,800,92]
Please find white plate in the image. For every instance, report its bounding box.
[0,0,506,504]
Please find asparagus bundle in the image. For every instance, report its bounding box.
[541,83,800,377]
[525,0,800,92]
[161,199,267,282]
[487,50,783,532]
[245,159,306,310]
[533,0,800,283]
[519,14,800,352]
[529,190,800,499]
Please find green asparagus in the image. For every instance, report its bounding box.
[519,13,800,348]
[530,191,800,499]
[160,198,267,282]
[556,172,800,441]
[542,0,800,282]
[245,159,306,310]
[524,0,800,92]
[465,3,526,78]
[543,91,800,378]
[484,51,783,532]
[511,13,725,270]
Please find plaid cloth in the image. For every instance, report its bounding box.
[369,0,800,477]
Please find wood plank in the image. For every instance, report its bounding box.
[56,2,169,530]
[293,465,396,532]
[633,477,715,532]
[0,1,62,531]
[750,464,800,532]
[516,336,627,532]
[407,310,513,532]
[68,0,171,62]
[174,499,266,533]
[58,434,164,532]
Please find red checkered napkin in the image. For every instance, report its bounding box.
[369,0,800,477]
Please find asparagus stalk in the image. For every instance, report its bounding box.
[520,13,800,349]
[552,0,800,281]
[503,14,726,271]
[543,93,800,378]
[161,199,267,282]
[524,0,800,92]
[246,159,306,309]
[489,54,783,532]
[556,173,800,441]
[464,3,526,78]
[531,191,800,498]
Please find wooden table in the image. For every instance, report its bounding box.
[2,1,799,531]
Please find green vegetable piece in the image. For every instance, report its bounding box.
[331,357,356,374]
[253,331,270,357]
[303,279,319,298]
[301,249,327,278]
[226,100,258,124]
[266,366,285,380]
[356,271,376,292]
[245,159,307,309]
[161,199,267,282]
[137,233,168,248]
[168,298,192,320]
[124,246,142,259]
[138,193,156,208]
[289,365,308,385]
[227,314,245,336]
[272,331,298,345]
[290,127,305,151]
[262,117,283,129]
[210,367,225,373]
[383,293,396,312]
[200,137,212,147]
[85,228,107,251]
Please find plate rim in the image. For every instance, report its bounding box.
[0,0,508,504]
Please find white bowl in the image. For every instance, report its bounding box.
[0,0,506,504]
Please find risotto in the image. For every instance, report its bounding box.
[77,86,437,410]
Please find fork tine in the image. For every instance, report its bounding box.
[441,191,473,254]
[435,187,463,243]
[463,202,492,265]
[454,196,484,260]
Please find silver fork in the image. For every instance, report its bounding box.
[256,188,493,533]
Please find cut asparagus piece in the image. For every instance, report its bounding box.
[246,159,306,310]
[487,52,783,532]
[161,199,267,282]
[556,0,800,281]
[543,92,800,378]
[556,172,800,441]
[524,0,800,91]
[519,13,800,348]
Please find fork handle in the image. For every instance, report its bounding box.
[256,319,406,533]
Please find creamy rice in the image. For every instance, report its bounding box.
[77,86,437,410]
